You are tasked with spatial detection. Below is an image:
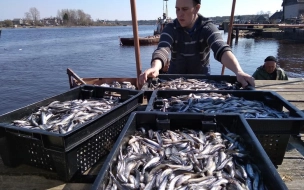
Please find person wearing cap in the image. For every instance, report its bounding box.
[252,56,288,80]
[139,0,255,88]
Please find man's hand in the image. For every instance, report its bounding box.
[220,51,255,88]
[236,71,255,88]
[139,68,160,86]
[139,59,163,87]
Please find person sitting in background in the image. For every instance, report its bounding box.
[252,56,288,80]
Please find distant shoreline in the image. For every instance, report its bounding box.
[0,24,155,30]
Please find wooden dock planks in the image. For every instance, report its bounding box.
[255,79,304,110]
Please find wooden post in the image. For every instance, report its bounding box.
[236,28,239,42]
[221,0,236,75]
[130,0,142,88]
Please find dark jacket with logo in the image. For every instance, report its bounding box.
[152,14,232,75]
[252,65,288,80]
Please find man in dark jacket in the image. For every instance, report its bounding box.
[139,0,255,88]
[252,56,288,80]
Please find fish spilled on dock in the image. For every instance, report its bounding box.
[153,92,289,118]
[102,128,266,190]
[10,97,121,134]
[147,78,237,90]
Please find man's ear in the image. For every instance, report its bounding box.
[195,4,201,14]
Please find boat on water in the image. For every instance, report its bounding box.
[119,34,160,46]
[119,0,172,46]
[67,68,138,89]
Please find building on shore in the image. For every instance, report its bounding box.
[282,0,304,20]
[12,18,23,26]
[270,11,283,24]
[43,18,63,26]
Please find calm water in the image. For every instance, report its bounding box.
[0,25,303,115]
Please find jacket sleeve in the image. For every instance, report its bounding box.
[282,70,288,80]
[151,24,175,69]
[277,68,289,80]
[202,22,232,62]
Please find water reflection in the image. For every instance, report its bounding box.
[277,40,304,77]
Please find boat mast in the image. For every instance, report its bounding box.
[164,0,168,18]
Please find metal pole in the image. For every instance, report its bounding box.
[166,0,168,17]
[163,0,165,16]
[221,0,236,75]
[130,0,142,88]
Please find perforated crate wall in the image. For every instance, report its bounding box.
[76,114,129,173]
[8,135,55,171]
[255,133,290,165]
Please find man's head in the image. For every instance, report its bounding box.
[263,56,277,74]
[175,0,201,29]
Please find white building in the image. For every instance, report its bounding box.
[12,18,23,25]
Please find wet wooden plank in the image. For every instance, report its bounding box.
[255,80,304,110]
[256,85,304,90]
[288,102,304,111]
[255,80,304,91]
[278,95,304,101]
[255,81,304,95]
[0,155,102,189]
[278,137,304,190]
[0,176,91,190]
[255,78,304,85]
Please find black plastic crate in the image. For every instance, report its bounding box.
[0,85,144,181]
[141,74,238,101]
[146,90,304,165]
[91,112,288,190]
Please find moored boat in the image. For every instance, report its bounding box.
[119,35,160,46]
[119,0,171,46]
[67,68,138,89]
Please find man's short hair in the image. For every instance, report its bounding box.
[264,56,277,63]
[193,0,201,5]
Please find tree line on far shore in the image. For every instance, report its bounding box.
[1,7,277,28]
[0,7,157,27]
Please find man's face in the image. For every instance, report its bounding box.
[175,0,199,28]
[264,61,277,73]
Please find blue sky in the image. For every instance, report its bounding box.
[0,0,283,21]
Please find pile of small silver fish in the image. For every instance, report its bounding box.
[148,78,236,90]
[154,92,289,118]
[100,81,136,90]
[10,97,121,134]
[102,128,266,190]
